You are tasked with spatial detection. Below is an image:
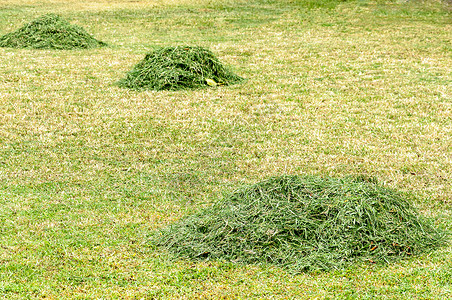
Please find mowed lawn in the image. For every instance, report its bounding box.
[0,0,451,298]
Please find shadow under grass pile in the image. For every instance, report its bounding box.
[155,175,446,272]
[118,46,244,91]
[0,13,107,49]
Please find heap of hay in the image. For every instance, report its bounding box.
[0,14,107,49]
[155,175,446,272]
[118,46,244,91]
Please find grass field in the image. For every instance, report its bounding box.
[0,0,451,298]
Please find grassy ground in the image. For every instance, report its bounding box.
[0,0,451,298]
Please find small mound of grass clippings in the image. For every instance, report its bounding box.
[0,13,107,49]
[155,175,447,272]
[118,46,244,91]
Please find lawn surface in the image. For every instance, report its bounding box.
[0,0,451,298]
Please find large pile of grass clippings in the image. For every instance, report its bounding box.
[0,14,106,49]
[155,175,447,272]
[118,46,244,91]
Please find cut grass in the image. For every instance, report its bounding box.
[156,175,447,272]
[0,0,451,298]
[118,46,244,90]
[0,13,107,49]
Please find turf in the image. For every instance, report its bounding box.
[118,46,244,91]
[1,0,451,298]
[155,175,447,272]
[0,13,107,49]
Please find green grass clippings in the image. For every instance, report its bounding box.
[118,46,244,91]
[0,13,107,49]
[155,175,447,272]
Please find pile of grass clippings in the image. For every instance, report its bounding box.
[0,13,107,49]
[118,46,244,91]
[155,175,447,272]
